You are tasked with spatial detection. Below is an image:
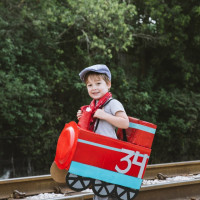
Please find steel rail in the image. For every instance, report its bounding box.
[138,178,200,200]
[1,160,200,200]
[0,175,73,199]
[144,160,200,179]
[22,179,200,200]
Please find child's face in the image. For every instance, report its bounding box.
[86,75,111,100]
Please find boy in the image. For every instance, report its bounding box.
[77,64,129,138]
[77,64,129,200]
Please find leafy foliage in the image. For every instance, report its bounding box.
[0,0,200,176]
[61,0,136,61]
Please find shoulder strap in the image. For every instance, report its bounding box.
[122,129,128,141]
[99,98,113,109]
[94,98,113,132]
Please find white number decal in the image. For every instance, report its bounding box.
[115,149,134,173]
[115,148,148,178]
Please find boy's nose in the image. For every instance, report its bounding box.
[92,85,97,90]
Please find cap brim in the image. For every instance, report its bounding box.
[79,69,99,82]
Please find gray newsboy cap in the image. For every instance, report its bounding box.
[79,64,111,82]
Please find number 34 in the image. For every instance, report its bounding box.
[115,148,148,178]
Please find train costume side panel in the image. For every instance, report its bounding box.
[69,128,151,190]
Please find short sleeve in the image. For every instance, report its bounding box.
[104,99,126,116]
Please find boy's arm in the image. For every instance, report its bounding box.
[94,109,129,129]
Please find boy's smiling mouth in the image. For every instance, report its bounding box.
[92,92,100,95]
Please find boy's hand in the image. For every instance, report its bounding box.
[93,109,107,120]
[77,110,82,120]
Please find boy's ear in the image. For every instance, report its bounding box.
[107,81,111,89]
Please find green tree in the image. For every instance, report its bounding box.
[0,0,200,177]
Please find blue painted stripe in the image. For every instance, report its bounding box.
[69,161,142,190]
[78,139,122,152]
[78,139,149,158]
[129,122,156,134]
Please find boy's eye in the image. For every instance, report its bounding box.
[97,82,101,85]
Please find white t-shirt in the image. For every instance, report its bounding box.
[94,99,126,139]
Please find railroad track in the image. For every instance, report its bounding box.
[1,160,200,200]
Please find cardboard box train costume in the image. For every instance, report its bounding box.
[50,65,157,200]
